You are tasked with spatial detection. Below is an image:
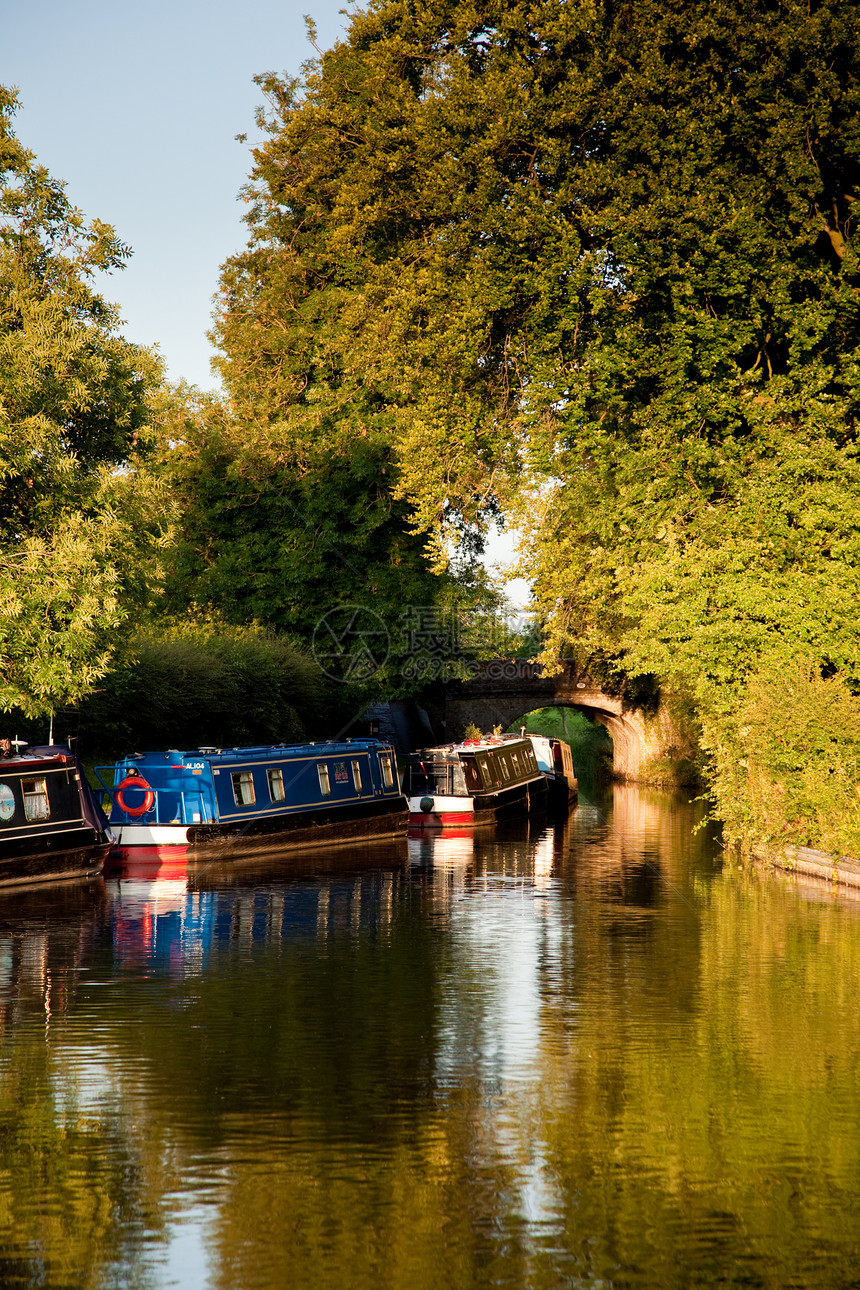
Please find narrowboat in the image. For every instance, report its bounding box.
[528,734,578,807]
[0,743,113,886]
[404,735,548,828]
[96,739,408,862]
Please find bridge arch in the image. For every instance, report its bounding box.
[442,662,684,782]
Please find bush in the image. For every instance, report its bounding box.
[62,628,333,759]
[706,659,860,858]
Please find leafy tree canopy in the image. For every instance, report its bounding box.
[155,388,442,633]
[0,87,169,717]
[213,0,860,839]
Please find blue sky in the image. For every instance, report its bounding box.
[5,0,351,390]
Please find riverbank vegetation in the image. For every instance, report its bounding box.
[2,0,859,852]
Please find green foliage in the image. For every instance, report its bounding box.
[154,388,443,647]
[206,41,474,661]
[68,626,332,758]
[706,659,860,857]
[229,0,860,842]
[0,86,168,716]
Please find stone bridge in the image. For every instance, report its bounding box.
[441,661,692,782]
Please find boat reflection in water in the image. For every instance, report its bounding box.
[0,879,107,1026]
[106,835,409,975]
[407,811,566,919]
[407,827,475,873]
[6,786,860,1290]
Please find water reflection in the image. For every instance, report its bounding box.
[1,789,860,1287]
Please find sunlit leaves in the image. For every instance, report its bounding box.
[0,86,167,716]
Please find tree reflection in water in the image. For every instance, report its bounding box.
[0,792,859,1287]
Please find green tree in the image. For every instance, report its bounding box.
[206,15,524,671]
[155,388,442,650]
[71,625,333,757]
[220,0,860,842]
[0,87,167,717]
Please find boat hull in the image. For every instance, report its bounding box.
[0,829,111,887]
[408,777,548,829]
[543,771,578,809]
[111,795,409,862]
[0,745,113,888]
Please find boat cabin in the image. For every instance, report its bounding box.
[405,736,541,798]
[98,740,402,832]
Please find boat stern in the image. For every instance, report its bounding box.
[408,794,476,828]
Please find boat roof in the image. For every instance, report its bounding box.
[117,738,394,765]
[0,743,78,769]
[410,735,533,757]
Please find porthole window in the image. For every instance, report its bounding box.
[0,784,15,823]
[463,760,481,790]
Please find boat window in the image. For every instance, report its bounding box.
[318,764,331,796]
[351,760,363,791]
[231,771,256,806]
[267,768,286,802]
[0,784,14,823]
[510,751,520,775]
[379,754,395,790]
[22,777,49,821]
[463,759,482,790]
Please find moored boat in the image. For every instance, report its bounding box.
[528,734,578,807]
[97,739,408,862]
[404,735,547,828]
[0,743,112,886]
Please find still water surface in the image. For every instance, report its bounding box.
[1,785,860,1288]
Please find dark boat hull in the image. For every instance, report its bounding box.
[183,795,409,860]
[0,745,113,888]
[470,775,548,824]
[543,771,578,809]
[0,829,111,887]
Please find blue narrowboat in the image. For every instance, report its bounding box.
[95,739,407,861]
[0,743,113,885]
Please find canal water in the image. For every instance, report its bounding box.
[1,784,860,1288]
